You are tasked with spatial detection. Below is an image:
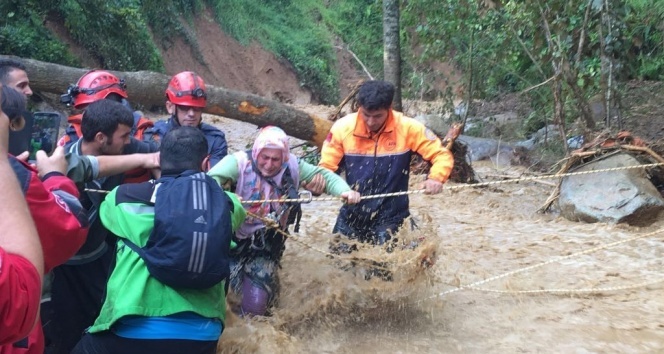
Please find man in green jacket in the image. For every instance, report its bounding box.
[72,127,245,354]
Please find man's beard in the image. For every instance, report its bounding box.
[100,138,122,155]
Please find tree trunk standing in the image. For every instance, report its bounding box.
[383,0,402,111]
[600,0,623,129]
[562,65,596,129]
[563,0,596,130]
[2,55,334,148]
[461,29,474,133]
[538,5,569,152]
[552,71,568,152]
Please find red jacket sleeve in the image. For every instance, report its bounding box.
[0,249,41,345]
[27,173,88,273]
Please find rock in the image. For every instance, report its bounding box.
[567,135,584,149]
[457,135,515,163]
[558,153,664,225]
[454,101,467,116]
[482,112,518,125]
[515,124,561,150]
[490,146,515,168]
[413,114,450,137]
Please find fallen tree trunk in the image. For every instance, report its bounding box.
[1,55,333,147]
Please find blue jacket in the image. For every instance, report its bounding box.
[144,117,228,167]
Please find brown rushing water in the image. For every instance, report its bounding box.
[210,115,664,354]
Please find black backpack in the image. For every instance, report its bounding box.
[123,171,233,289]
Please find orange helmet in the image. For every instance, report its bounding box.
[165,71,207,108]
[65,70,128,109]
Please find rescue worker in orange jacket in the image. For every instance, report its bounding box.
[319,80,454,245]
[57,70,155,183]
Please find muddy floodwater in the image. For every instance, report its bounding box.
[215,161,664,353]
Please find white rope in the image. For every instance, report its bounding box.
[415,228,664,303]
[84,162,664,203]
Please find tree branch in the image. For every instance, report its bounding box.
[335,45,375,80]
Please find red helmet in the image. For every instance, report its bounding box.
[70,70,128,109]
[165,71,207,108]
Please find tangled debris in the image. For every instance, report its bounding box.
[539,131,664,213]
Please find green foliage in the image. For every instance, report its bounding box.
[3,0,664,113]
[323,0,384,78]
[400,0,664,137]
[0,1,78,65]
[402,0,534,99]
[57,0,163,71]
[2,0,163,71]
[207,0,339,104]
[625,0,664,79]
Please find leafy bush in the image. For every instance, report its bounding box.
[0,1,78,65]
[3,0,664,111]
[323,0,384,78]
[57,0,163,71]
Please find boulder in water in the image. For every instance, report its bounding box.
[558,153,664,225]
[457,135,515,164]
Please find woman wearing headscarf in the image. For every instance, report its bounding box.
[208,126,360,316]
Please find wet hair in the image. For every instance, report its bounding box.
[81,99,134,142]
[357,80,395,111]
[160,126,208,171]
[1,85,27,121]
[0,59,27,85]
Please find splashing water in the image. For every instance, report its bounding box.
[218,162,664,353]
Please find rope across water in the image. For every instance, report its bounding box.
[415,227,664,303]
[81,161,664,299]
[84,161,664,202]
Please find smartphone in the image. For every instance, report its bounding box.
[28,112,62,160]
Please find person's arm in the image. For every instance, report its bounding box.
[0,123,42,278]
[96,153,160,178]
[32,174,89,273]
[10,146,88,273]
[225,191,247,233]
[318,124,346,173]
[0,248,42,344]
[55,152,159,187]
[0,162,43,275]
[299,159,361,204]
[406,119,454,194]
[0,119,43,343]
[28,154,88,273]
[300,159,350,195]
[207,154,240,190]
[126,136,160,154]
